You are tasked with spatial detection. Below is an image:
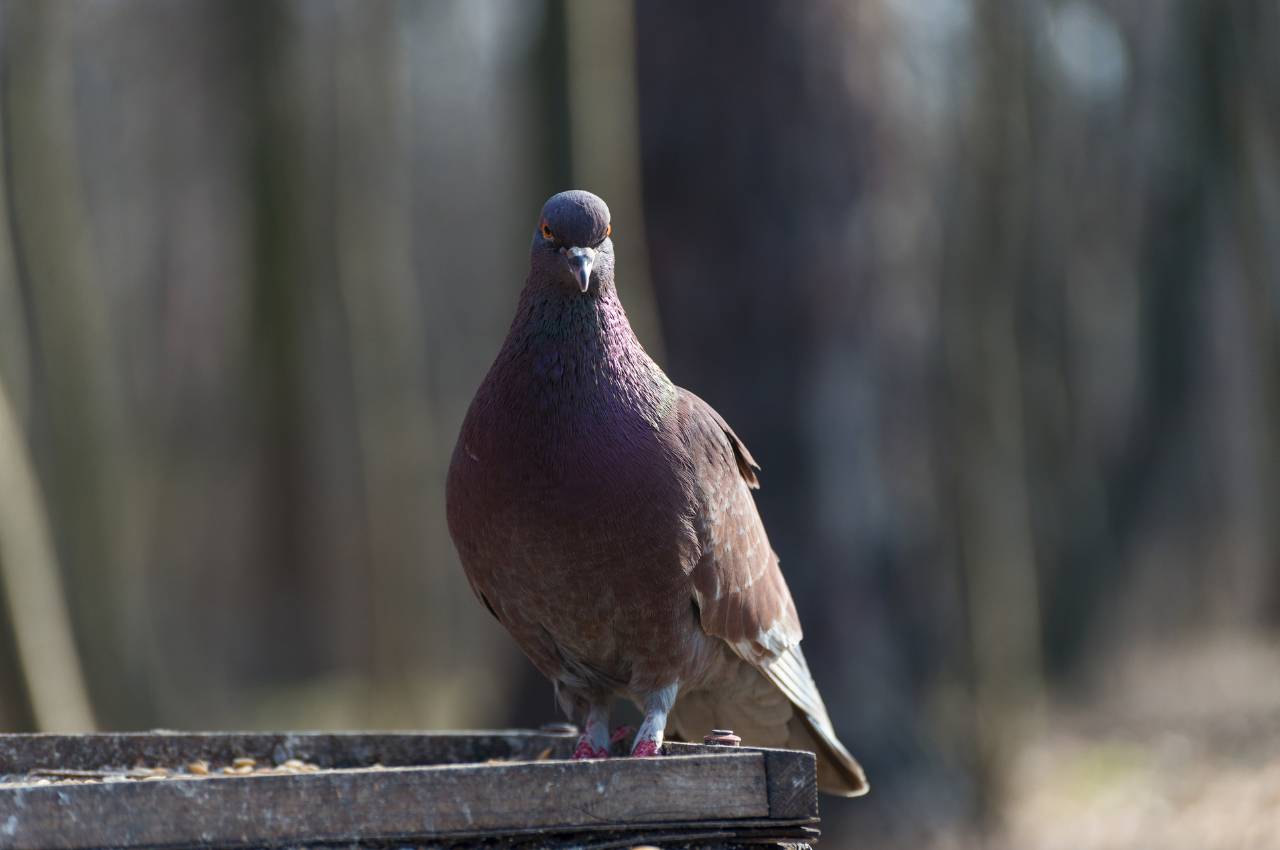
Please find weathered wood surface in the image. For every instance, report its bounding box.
[0,732,821,850]
[2,757,765,849]
[0,729,575,774]
[667,742,818,821]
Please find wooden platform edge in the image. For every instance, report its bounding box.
[664,741,819,820]
[0,752,771,850]
[0,730,577,775]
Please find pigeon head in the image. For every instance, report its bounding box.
[530,190,614,295]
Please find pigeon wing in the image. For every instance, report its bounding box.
[677,389,868,796]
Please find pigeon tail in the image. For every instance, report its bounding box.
[788,711,869,797]
[759,645,869,797]
[667,650,868,797]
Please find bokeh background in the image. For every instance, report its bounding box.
[1,1,1278,848]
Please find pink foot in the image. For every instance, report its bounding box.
[631,738,661,757]
[572,737,609,760]
[610,725,635,745]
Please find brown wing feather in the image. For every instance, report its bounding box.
[697,398,760,488]
[677,389,868,796]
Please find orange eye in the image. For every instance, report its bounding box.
[605,223,612,238]
[541,223,555,241]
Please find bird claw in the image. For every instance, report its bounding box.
[630,738,661,757]
[609,725,635,744]
[572,738,610,760]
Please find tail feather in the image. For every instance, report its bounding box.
[756,644,869,797]
[787,712,868,797]
[669,652,869,797]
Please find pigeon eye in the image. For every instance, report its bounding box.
[541,223,555,241]
[605,224,611,238]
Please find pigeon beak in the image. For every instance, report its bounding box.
[567,246,596,293]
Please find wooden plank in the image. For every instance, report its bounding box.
[418,817,820,848]
[760,747,819,820]
[0,730,577,775]
[246,818,819,850]
[665,742,818,820]
[0,753,769,850]
[528,826,817,850]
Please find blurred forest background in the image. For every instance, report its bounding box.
[0,1,1277,848]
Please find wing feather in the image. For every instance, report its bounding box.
[678,389,867,796]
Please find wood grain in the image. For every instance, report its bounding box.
[0,730,576,775]
[0,732,825,849]
[665,742,818,820]
[0,753,769,849]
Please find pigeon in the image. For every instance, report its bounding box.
[446,190,867,796]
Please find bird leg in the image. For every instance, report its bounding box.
[631,683,679,757]
[572,703,611,759]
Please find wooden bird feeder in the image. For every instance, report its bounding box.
[0,730,822,849]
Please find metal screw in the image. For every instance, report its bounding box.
[540,722,579,735]
[703,729,741,746]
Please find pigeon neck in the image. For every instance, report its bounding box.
[500,279,675,426]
